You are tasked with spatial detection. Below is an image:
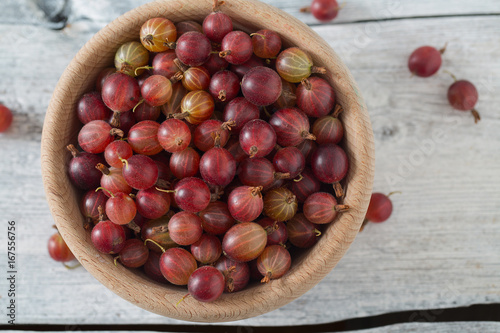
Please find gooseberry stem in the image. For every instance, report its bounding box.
[66,144,79,158]
[333,182,344,198]
[471,109,481,123]
[175,293,190,307]
[95,163,110,175]
[134,65,154,77]
[335,204,350,212]
[132,99,144,112]
[110,128,124,138]
[332,104,344,118]
[114,256,120,266]
[301,78,312,90]
[312,66,327,75]
[293,174,304,182]
[261,272,272,283]
[144,238,166,253]
[173,58,188,72]
[95,186,114,198]
[63,263,81,269]
[110,112,121,127]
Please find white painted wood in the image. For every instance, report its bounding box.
[347,322,500,333]
[0,0,499,327]
[67,0,500,26]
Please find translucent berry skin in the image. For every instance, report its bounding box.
[109,110,136,136]
[289,168,321,203]
[287,213,319,248]
[226,136,247,163]
[48,233,75,262]
[188,266,225,302]
[203,52,229,76]
[227,186,264,222]
[133,103,161,122]
[366,193,393,223]
[239,119,277,158]
[311,143,349,184]
[296,77,335,117]
[117,239,149,268]
[91,220,127,254]
[176,20,203,36]
[169,147,200,179]
[408,46,442,77]
[273,146,305,178]
[269,108,315,147]
[140,17,177,53]
[273,79,296,110]
[144,251,168,283]
[158,118,191,153]
[135,187,171,220]
[238,158,273,187]
[241,66,282,106]
[312,115,344,145]
[175,32,212,66]
[102,72,141,112]
[182,66,211,91]
[114,41,149,77]
[104,140,133,169]
[220,31,253,65]
[222,222,267,262]
[168,211,203,246]
[105,192,137,225]
[80,189,108,222]
[128,120,163,156]
[447,80,478,110]
[191,234,222,264]
[257,218,288,246]
[77,92,112,124]
[96,67,116,92]
[223,97,260,133]
[141,75,173,107]
[263,187,298,222]
[160,247,197,285]
[303,192,339,224]
[215,256,250,292]
[203,11,233,43]
[68,151,105,190]
[122,154,159,190]
[257,245,291,282]
[162,82,187,116]
[173,177,211,213]
[200,147,237,187]
[251,29,282,59]
[98,166,132,197]
[180,90,215,124]
[199,201,235,235]
[152,50,178,78]
[193,120,230,152]
[209,70,240,103]
[78,120,116,154]
[141,216,177,253]
[311,0,340,22]
[230,54,265,79]
[276,47,317,83]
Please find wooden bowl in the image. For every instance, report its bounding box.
[41,0,374,323]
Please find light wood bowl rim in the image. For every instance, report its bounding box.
[41,0,375,323]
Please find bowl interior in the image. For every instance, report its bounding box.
[41,0,374,322]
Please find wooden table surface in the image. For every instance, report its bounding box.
[1,0,499,331]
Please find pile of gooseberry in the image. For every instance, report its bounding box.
[66,1,350,303]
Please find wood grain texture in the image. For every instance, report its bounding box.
[0,0,499,327]
[40,0,374,323]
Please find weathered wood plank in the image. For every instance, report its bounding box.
[0,11,499,327]
[67,0,500,26]
[346,322,500,333]
[2,0,500,28]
